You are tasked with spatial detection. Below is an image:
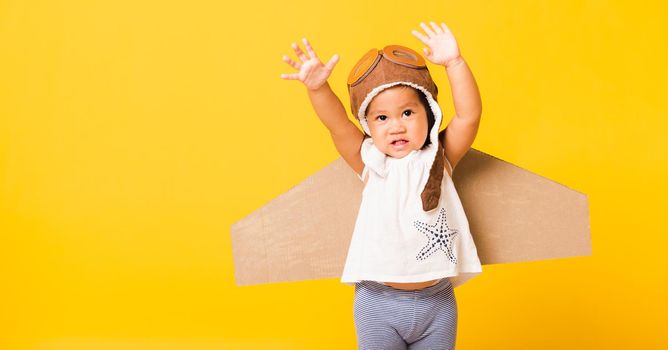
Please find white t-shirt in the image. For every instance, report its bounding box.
[340,137,483,288]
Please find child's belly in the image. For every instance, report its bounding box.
[382,278,442,290]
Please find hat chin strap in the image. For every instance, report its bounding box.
[421,139,445,211]
[357,81,445,212]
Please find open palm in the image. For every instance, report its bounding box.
[280,38,339,91]
[411,21,461,67]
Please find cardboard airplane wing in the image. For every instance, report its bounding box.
[230,148,591,286]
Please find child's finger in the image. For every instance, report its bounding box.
[419,22,436,37]
[291,42,309,62]
[411,30,429,45]
[324,53,339,70]
[282,55,301,70]
[280,72,300,80]
[440,22,452,33]
[423,47,432,58]
[430,21,443,34]
[302,38,318,59]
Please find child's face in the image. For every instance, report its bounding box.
[366,86,429,159]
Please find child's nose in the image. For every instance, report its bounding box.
[389,118,407,132]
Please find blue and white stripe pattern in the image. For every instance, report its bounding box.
[353,278,458,350]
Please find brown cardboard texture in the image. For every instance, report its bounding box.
[231,149,591,286]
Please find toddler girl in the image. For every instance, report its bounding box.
[281,21,482,350]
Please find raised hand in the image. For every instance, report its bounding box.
[411,21,462,67]
[280,38,340,91]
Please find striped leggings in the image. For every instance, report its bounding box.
[353,278,458,350]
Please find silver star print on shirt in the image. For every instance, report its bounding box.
[414,207,459,263]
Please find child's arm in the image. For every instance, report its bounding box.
[281,38,365,176]
[307,82,366,175]
[412,22,482,170]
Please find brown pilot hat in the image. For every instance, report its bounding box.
[347,45,446,212]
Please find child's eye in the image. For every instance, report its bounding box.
[375,115,387,121]
[403,110,413,117]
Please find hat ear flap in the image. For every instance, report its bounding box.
[420,137,445,211]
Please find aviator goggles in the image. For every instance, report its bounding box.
[347,45,427,87]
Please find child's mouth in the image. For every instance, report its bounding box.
[391,139,409,149]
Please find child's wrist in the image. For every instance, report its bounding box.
[307,81,330,93]
[444,56,465,69]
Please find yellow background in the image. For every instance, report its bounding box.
[1,0,666,349]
